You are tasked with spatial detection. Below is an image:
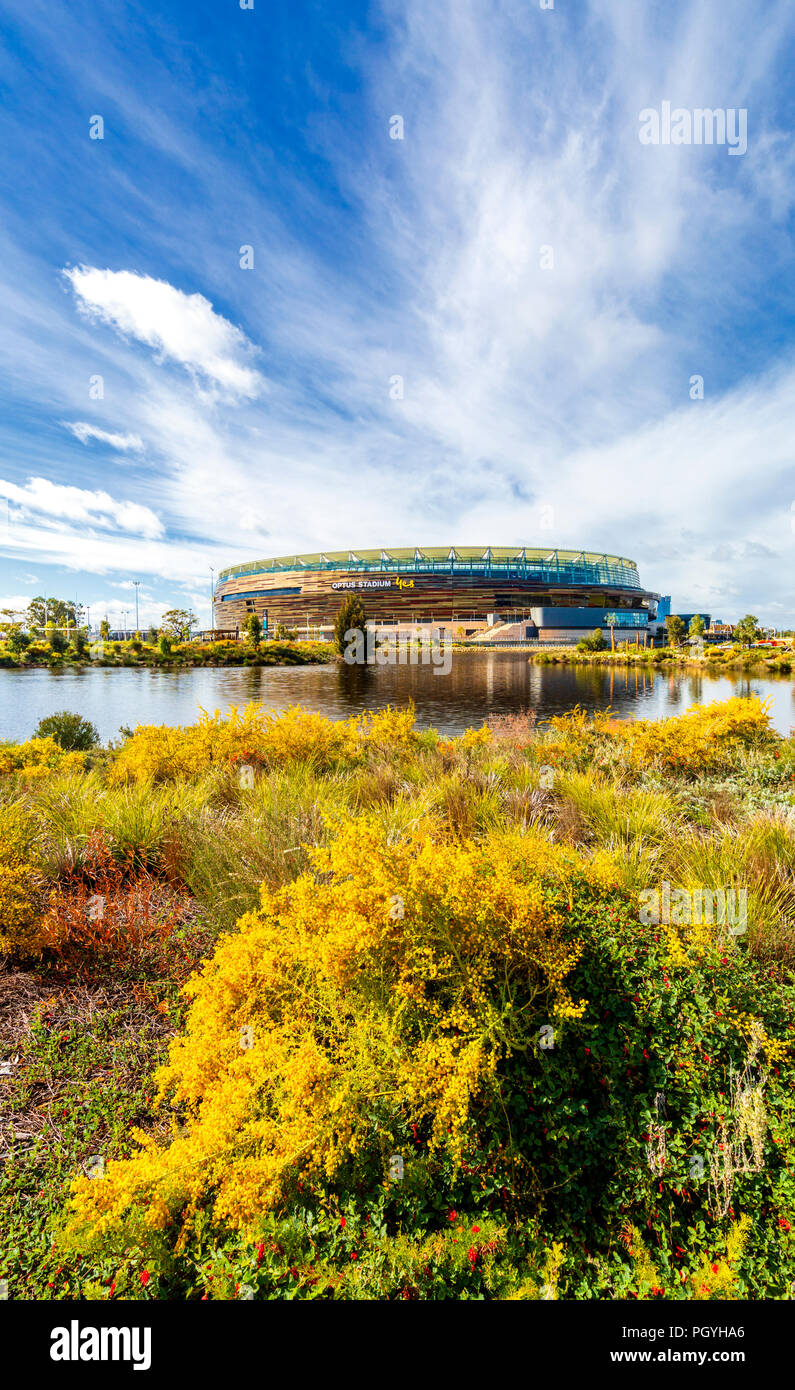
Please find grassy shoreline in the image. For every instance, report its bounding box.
[1,696,794,1300]
[527,643,794,676]
[0,638,337,671]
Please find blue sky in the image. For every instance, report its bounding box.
[0,0,794,628]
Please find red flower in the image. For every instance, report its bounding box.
[350,1252,358,1261]
[711,1264,719,1274]
[447,1210,457,1222]
[139,1270,150,1287]
[471,1226,480,1233]
[779,1217,791,1232]
[108,1280,116,1298]
[339,1217,346,1229]
[255,1242,265,1265]
[467,1247,478,1265]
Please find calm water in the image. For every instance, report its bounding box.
[0,654,793,743]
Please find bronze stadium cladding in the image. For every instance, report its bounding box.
[213,548,653,633]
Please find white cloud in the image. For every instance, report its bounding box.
[64,421,144,452]
[63,266,263,400]
[0,477,164,540]
[0,594,34,615]
[0,0,792,625]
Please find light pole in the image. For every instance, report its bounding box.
[133,580,140,636]
[210,567,215,637]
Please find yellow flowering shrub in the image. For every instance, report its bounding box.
[505,1239,567,1300]
[548,706,616,738]
[353,703,418,747]
[0,802,44,955]
[650,906,717,970]
[689,1217,752,1300]
[65,816,585,1244]
[458,725,492,750]
[620,696,774,772]
[545,696,773,774]
[623,1217,751,1299]
[108,703,409,783]
[0,736,86,779]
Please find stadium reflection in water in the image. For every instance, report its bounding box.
[0,652,793,744]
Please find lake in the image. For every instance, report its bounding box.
[0,653,793,743]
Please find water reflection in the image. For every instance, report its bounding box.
[0,653,792,742]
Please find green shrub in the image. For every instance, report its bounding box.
[576,628,606,652]
[33,712,99,751]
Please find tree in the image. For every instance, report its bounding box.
[665,614,685,646]
[734,614,761,648]
[99,618,111,639]
[0,607,23,637]
[26,597,83,636]
[72,629,90,657]
[160,609,196,642]
[34,711,99,751]
[688,614,706,639]
[334,594,367,656]
[244,612,262,645]
[6,624,30,655]
[604,612,618,652]
[158,632,173,657]
[48,629,67,654]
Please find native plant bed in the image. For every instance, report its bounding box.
[0,696,793,1299]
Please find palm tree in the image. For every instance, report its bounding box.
[604,612,618,652]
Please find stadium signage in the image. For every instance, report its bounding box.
[331,578,415,591]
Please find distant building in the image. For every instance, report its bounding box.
[674,612,712,630]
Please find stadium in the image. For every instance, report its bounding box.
[214,547,664,643]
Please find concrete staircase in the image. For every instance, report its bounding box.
[470,620,529,644]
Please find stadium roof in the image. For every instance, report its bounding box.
[219,546,639,579]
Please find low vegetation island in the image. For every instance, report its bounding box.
[0,601,335,669]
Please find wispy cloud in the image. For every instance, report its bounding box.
[63,422,144,452]
[64,267,264,401]
[0,0,792,622]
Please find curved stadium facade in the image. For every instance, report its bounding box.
[214,547,662,642]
